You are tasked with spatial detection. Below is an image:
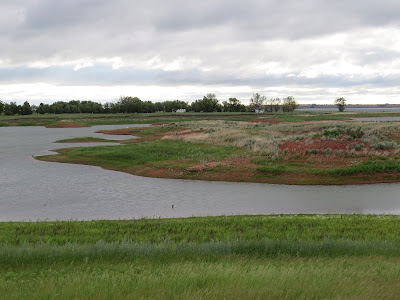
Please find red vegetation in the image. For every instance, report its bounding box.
[280,138,363,153]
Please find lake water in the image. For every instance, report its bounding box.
[352,117,400,122]
[298,107,400,112]
[1,125,400,221]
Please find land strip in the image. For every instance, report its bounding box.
[37,116,400,185]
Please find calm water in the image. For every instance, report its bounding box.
[1,125,400,221]
[352,117,400,122]
[299,107,400,112]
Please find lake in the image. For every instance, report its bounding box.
[1,125,400,221]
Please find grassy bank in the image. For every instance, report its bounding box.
[3,214,400,244]
[2,215,400,299]
[37,117,400,184]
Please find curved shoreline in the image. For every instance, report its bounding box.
[36,117,400,186]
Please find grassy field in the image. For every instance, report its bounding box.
[37,114,400,184]
[2,110,400,127]
[2,215,400,299]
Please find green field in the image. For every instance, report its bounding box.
[2,110,400,127]
[2,215,400,299]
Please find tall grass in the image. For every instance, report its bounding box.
[3,215,400,245]
[3,215,400,298]
[2,256,400,299]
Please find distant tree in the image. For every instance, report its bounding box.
[222,98,246,112]
[0,101,4,115]
[248,93,266,112]
[20,101,33,115]
[9,102,19,115]
[103,102,112,113]
[282,96,298,112]
[191,93,221,112]
[334,97,346,112]
[3,103,12,115]
[273,98,281,112]
[36,103,50,114]
[266,98,281,112]
[154,102,164,112]
[162,100,188,112]
[118,96,142,113]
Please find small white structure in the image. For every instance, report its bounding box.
[175,109,186,113]
[255,109,265,113]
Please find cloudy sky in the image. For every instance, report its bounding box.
[1,0,400,105]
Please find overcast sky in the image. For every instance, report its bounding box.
[1,0,400,104]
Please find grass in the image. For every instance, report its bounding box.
[4,214,400,244]
[2,215,400,298]
[3,255,400,299]
[37,139,245,179]
[36,117,400,184]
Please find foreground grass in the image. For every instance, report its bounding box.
[3,255,400,299]
[2,215,400,299]
[3,214,400,244]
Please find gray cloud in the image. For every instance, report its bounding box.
[1,0,400,103]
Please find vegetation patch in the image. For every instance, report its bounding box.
[36,117,400,185]
[2,215,400,299]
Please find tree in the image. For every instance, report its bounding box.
[335,97,346,112]
[266,98,281,112]
[248,93,266,112]
[9,102,19,115]
[36,103,50,114]
[191,93,221,112]
[282,96,298,112]
[118,96,143,113]
[222,98,246,112]
[20,101,33,115]
[0,101,4,115]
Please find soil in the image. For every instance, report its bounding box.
[95,128,132,135]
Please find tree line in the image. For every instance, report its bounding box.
[0,93,299,116]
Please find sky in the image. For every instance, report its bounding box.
[1,0,400,105]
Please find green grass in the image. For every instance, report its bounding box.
[2,215,400,298]
[3,214,400,245]
[37,140,244,171]
[3,255,400,299]
[256,159,400,178]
